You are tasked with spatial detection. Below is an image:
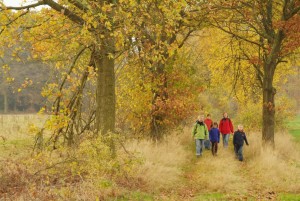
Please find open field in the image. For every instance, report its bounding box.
[0,115,300,200]
[0,114,47,159]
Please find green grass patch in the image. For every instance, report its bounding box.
[289,129,300,142]
[193,193,224,201]
[279,193,300,201]
[287,115,300,142]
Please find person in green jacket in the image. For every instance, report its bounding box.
[192,115,209,157]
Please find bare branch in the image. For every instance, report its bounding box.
[53,46,90,113]
[211,18,262,48]
[34,158,77,175]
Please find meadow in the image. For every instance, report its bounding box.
[0,115,300,200]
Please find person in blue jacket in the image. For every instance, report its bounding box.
[209,122,220,156]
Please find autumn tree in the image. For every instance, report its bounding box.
[0,0,120,141]
[209,0,300,146]
[123,1,208,139]
[0,0,210,144]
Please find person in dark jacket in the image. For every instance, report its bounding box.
[209,122,220,156]
[233,124,249,161]
[219,112,234,148]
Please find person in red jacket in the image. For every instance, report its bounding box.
[219,112,234,148]
[204,114,213,131]
[204,114,213,149]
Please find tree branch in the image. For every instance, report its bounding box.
[53,46,89,113]
[233,6,271,41]
[211,18,262,47]
[33,158,77,175]
[3,9,29,25]
[241,51,263,87]
[67,0,89,12]
[290,6,300,17]
[0,10,29,35]
[1,0,85,26]
[44,0,85,25]
[178,29,194,48]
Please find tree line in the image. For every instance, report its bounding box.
[0,0,299,148]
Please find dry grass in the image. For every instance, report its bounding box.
[126,130,190,191]
[177,129,300,200]
[1,115,300,200]
[119,127,289,199]
[245,132,300,194]
[0,114,48,159]
[0,114,47,139]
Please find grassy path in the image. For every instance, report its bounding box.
[174,134,300,201]
[174,115,300,201]
[177,146,266,201]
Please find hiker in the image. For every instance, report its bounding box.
[204,114,213,130]
[204,114,213,150]
[219,112,234,148]
[233,124,249,161]
[192,115,209,158]
[209,122,220,156]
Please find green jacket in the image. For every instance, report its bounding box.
[192,121,208,140]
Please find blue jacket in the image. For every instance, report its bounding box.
[209,128,220,143]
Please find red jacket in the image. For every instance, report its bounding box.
[204,119,213,131]
[219,118,234,134]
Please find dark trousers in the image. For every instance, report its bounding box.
[234,144,244,161]
[211,141,218,155]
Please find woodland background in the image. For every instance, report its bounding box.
[0,0,300,200]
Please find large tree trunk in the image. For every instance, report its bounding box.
[93,0,116,135]
[94,44,116,135]
[262,31,284,147]
[262,74,276,147]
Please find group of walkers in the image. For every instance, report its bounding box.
[192,112,249,161]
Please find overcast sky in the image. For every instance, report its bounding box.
[3,0,37,7]
[3,0,22,6]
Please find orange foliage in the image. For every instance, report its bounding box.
[282,15,300,54]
